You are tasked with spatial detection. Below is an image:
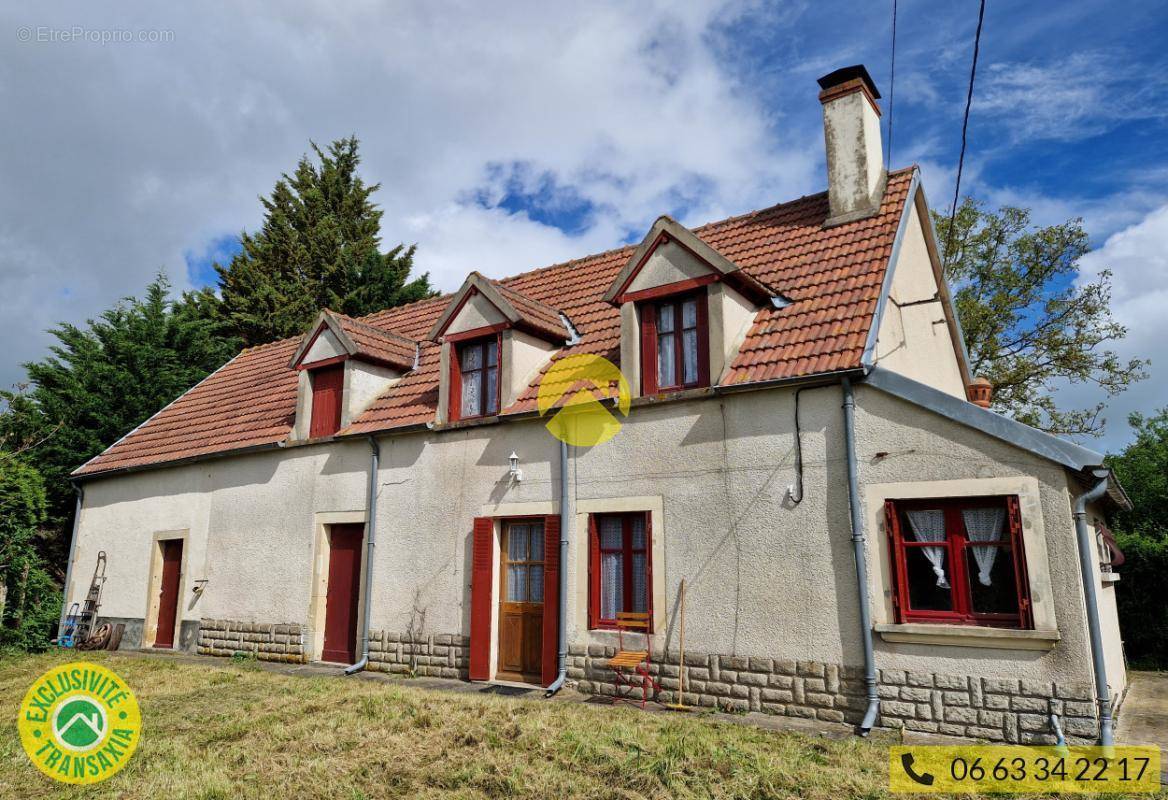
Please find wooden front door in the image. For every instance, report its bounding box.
[497,520,544,681]
[322,524,363,663]
[154,539,183,649]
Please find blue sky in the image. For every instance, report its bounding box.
[3,1,1167,452]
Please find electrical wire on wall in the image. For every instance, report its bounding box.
[788,387,807,505]
[943,0,987,262]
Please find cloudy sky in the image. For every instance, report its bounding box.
[1,1,1165,453]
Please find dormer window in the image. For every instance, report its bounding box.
[452,335,501,420]
[309,363,344,437]
[640,291,709,394]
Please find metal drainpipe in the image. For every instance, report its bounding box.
[345,436,381,675]
[1073,470,1113,745]
[55,482,85,643]
[841,378,880,734]
[545,439,571,696]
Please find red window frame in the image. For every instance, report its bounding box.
[885,496,1032,629]
[639,290,710,395]
[308,363,344,438]
[588,512,652,630]
[449,332,502,421]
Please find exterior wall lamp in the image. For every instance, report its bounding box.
[508,451,523,482]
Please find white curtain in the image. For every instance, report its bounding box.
[599,517,623,619]
[962,507,1006,586]
[906,509,949,588]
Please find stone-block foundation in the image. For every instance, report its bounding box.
[197,618,306,663]
[366,631,470,679]
[567,646,1099,744]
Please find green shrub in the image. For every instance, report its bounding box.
[1114,531,1168,669]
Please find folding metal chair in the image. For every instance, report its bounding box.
[610,611,659,707]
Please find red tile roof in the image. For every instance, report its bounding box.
[75,168,914,477]
[331,311,417,370]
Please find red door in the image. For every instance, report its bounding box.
[322,524,363,663]
[154,539,183,649]
[309,364,344,438]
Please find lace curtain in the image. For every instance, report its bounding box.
[599,517,623,619]
[906,509,949,588]
[962,507,1006,586]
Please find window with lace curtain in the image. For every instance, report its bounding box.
[588,512,651,629]
[885,496,1032,628]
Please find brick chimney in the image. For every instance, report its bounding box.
[818,65,886,226]
[967,376,993,408]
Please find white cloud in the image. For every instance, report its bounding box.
[1062,204,1168,451]
[0,0,825,393]
[976,52,1168,143]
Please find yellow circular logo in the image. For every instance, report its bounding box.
[18,662,141,785]
[537,354,631,447]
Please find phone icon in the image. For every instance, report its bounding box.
[900,753,935,786]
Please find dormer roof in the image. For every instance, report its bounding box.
[76,168,958,478]
[426,272,571,343]
[289,309,417,372]
[603,215,781,306]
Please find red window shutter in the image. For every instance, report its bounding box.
[885,500,907,623]
[448,343,462,422]
[469,517,493,680]
[541,515,560,687]
[695,290,711,387]
[587,514,600,629]
[643,512,654,630]
[639,304,657,395]
[309,364,344,438]
[1006,495,1033,628]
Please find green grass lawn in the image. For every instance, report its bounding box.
[0,650,1150,799]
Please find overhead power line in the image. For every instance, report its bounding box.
[943,0,986,264]
[886,0,898,166]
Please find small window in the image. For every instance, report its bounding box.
[640,291,709,394]
[885,496,1032,628]
[452,336,500,420]
[588,512,651,629]
[309,363,344,438]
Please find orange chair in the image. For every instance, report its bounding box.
[610,612,659,707]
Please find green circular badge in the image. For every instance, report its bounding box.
[17,662,141,785]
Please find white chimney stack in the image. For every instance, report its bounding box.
[818,65,886,226]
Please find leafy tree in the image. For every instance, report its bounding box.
[216,136,435,345]
[1107,409,1168,538]
[0,274,239,547]
[934,199,1146,436]
[1104,409,1168,668]
[0,454,57,651]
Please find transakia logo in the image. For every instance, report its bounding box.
[18,661,141,785]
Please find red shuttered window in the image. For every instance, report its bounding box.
[309,364,344,438]
[451,335,501,421]
[588,512,652,630]
[885,496,1032,629]
[639,291,709,394]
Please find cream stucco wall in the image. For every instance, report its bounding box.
[872,198,967,398]
[626,239,710,293]
[342,360,401,427]
[71,379,1117,694]
[302,327,345,365]
[446,292,506,334]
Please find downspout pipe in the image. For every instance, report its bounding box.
[345,436,381,675]
[55,482,85,644]
[841,378,880,734]
[545,439,571,696]
[1073,470,1113,745]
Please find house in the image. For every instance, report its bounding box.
[63,65,1129,745]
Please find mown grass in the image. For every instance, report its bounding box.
[0,651,1152,799]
